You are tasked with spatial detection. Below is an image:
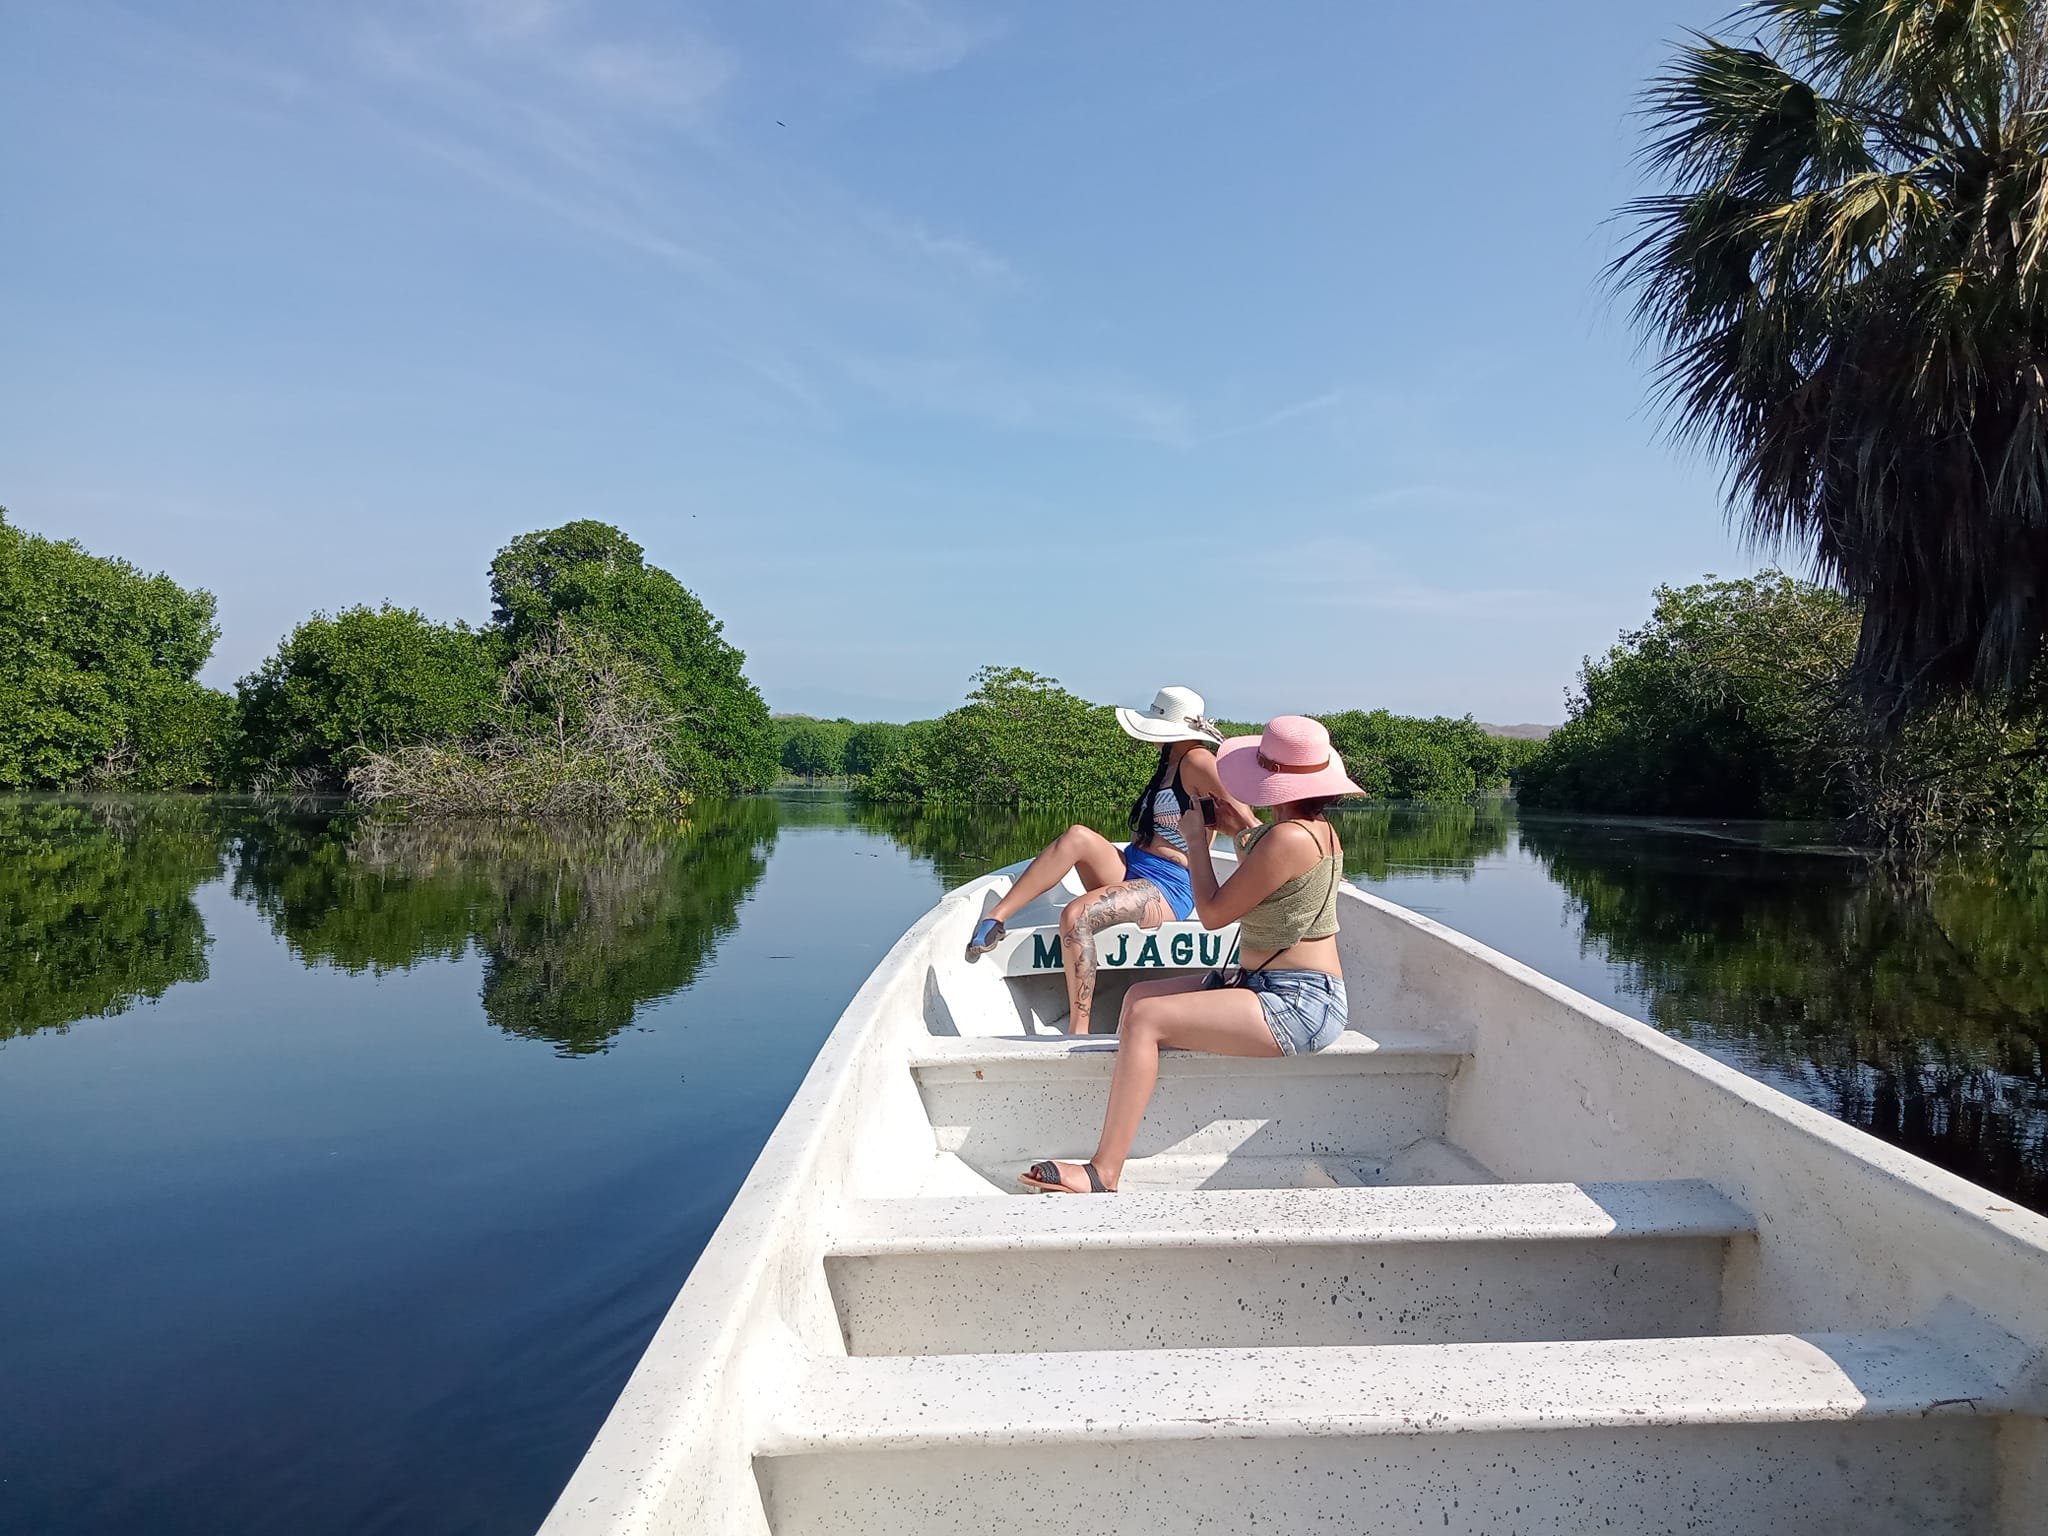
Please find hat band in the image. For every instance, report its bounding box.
[1258,749,1330,774]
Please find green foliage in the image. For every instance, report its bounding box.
[348,621,691,820]
[773,716,913,781]
[1316,711,1520,802]
[489,521,775,794]
[1520,573,2048,842]
[842,720,909,779]
[0,798,224,1039]
[776,716,852,780]
[1519,574,1861,819]
[856,671,1525,808]
[863,667,1155,806]
[833,794,1516,889]
[222,519,775,816]
[1620,2,2048,709]
[0,510,234,789]
[235,605,501,787]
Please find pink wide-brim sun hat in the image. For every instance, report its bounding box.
[1215,715,1364,807]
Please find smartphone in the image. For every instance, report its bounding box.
[1199,797,1218,827]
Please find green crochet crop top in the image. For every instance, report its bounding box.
[1233,821,1341,952]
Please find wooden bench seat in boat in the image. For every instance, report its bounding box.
[824,1179,1753,1355]
[906,1025,1467,1073]
[756,1329,2018,1536]
[909,1029,1476,1189]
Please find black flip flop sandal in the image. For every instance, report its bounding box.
[1019,1159,1112,1194]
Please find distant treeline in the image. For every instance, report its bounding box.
[23,505,2034,844]
[775,666,1541,807]
[0,510,776,814]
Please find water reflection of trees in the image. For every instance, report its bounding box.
[234,800,778,1054]
[0,798,225,1041]
[840,800,1125,888]
[835,796,1515,890]
[1330,801,1513,881]
[1519,818,2048,1210]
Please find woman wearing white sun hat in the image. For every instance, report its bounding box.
[965,685,1255,1038]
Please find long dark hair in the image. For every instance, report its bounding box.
[1281,796,1340,820]
[1128,745,1177,845]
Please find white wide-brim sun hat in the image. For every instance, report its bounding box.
[1115,685,1222,746]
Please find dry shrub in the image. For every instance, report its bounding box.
[348,621,688,820]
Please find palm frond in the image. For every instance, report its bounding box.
[1619,0,2048,713]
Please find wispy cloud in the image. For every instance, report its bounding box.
[850,0,1005,74]
[864,210,1018,287]
[1218,387,1345,438]
[160,0,1190,448]
[570,37,737,113]
[451,0,567,42]
[393,126,711,270]
[739,353,835,423]
[834,350,1191,444]
[1252,535,1572,618]
[1354,483,1505,512]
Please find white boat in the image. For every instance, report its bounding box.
[539,850,2048,1535]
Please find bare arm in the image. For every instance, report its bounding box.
[1176,747,1256,835]
[1182,819,1323,930]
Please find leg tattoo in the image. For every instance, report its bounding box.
[1063,880,1164,1035]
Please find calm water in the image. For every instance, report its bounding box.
[2,792,2043,1534]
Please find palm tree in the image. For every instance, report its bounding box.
[1618,0,2048,718]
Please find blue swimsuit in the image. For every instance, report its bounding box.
[1123,769,1198,919]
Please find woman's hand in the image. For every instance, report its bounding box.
[1178,747,1256,838]
[1213,795,1257,836]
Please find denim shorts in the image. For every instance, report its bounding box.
[1202,967,1347,1055]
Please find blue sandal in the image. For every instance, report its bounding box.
[965,917,1005,960]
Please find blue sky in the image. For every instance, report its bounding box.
[3,0,1758,725]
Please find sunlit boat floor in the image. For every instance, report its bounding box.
[916,1140,1495,1195]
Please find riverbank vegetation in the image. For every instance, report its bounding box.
[1518,574,2048,846]
[773,716,909,783]
[7,512,2043,846]
[799,666,1537,808]
[1597,3,2048,847]
[1621,2,2048,721]
[0,511,236,791]
[1,510,774,815]
[245,520,774,807]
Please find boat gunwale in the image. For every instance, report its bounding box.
[1344,884,2048,1256]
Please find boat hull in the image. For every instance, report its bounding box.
[539,858,2048,1535]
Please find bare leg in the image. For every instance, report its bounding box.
[988,825,1128,924]
[1024,976,1279,1192]
[1059,881,1172,1035]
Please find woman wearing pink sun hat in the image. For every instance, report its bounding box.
[1021,715,1362,1195]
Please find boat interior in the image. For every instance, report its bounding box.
[542,858,2048,1536]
